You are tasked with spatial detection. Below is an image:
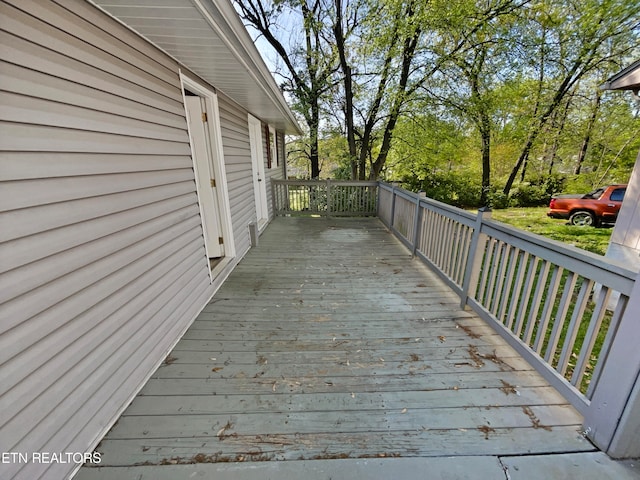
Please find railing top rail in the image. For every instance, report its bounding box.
[273,179,378,187]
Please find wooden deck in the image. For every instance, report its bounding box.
[82,217,595,474]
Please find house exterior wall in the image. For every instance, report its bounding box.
[606,152,640,273]
[265,128,287,219]
[0,1,285,479]
[217,95,255,259]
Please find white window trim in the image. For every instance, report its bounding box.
[268,125,277,169]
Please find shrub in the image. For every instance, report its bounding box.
[402,171,482,208]
[508,174,566,208]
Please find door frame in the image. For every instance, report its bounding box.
[248,114,270,229]
[180,72,235,279]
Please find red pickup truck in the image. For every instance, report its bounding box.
[547,184,627,226]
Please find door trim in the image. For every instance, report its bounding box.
[180,72,236,280]
[248,114,269,229]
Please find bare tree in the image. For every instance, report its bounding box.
[234,0,336,178]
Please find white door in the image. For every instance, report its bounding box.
[248,115,269,228]
[185,95,224,258]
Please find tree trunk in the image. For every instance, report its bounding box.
[480,114,491,206]
[370,2,420,179]
[504,129,537,196]
[504,67,583,195]
[309,102,321,179]
[546,95,572,175]
[574,91,601,175]
[235,0,331,181]
[333,0,358,179]
[520,156,528,182]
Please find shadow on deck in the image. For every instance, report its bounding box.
[78,217,615,478]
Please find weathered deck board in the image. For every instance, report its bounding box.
[139,371,557,396]
[86,218,593,473]
[91,426,592,467]
[121,386,569,416]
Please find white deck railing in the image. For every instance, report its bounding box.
[271,179,639,456]
[272,180,378,217]
[377,182,636,413]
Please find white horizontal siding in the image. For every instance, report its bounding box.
[0,62,186,129]
[0,193,198,273]
[0,169,196,212]
[1,91,188,142]
[0,181,197,243]
[0,2,215,480]
[0,32,184,117]
[1,1,181,101]
[0,204,200,304]
[0,152,192,181]
[611,161,640,251]
[218,95,255,258]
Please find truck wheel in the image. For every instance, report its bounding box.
[569,210,595,226]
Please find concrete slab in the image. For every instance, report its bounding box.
[76,456,506,480]
[501,452,640,480]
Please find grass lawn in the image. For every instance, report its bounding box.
[490,207,613,256]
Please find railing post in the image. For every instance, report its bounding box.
[271,179,278,216]
[411,191,425,256]
[326,179,331,217]
[460,207,491,309]
[583,269,640,458]
[389,183,398,232]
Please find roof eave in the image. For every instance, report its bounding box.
[88,0,302,135]
[195,0,302,134]
[600,59,640,92]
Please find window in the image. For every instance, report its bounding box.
[610,188,626,202]
[267,125,277,169]
[584,188,605,199]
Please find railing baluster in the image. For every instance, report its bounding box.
[572,285,611,388]
[455,226,473,286]
[513,256,539,336]
[523,260,551,343]
[490,242,510,315]
[417,203,427,254]
[533,265,563,353]
[558,278,594,376]
[434,214,445,268]
[586,295,628,398]
[447,221,459,280]
[545,272,578,364]
[443,217,455,275]
[425,208,435,259]
[390,184,397,231]
[497,246,518,324]
[411,193,422,256]
[460,208,491,309]
[478,238,497,304]
[505,251,529,330]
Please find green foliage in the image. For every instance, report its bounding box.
[508,174,567,207]
[245,0,638,193]
[401,170,482,208]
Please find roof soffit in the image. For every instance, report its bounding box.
[90,0,301,133]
